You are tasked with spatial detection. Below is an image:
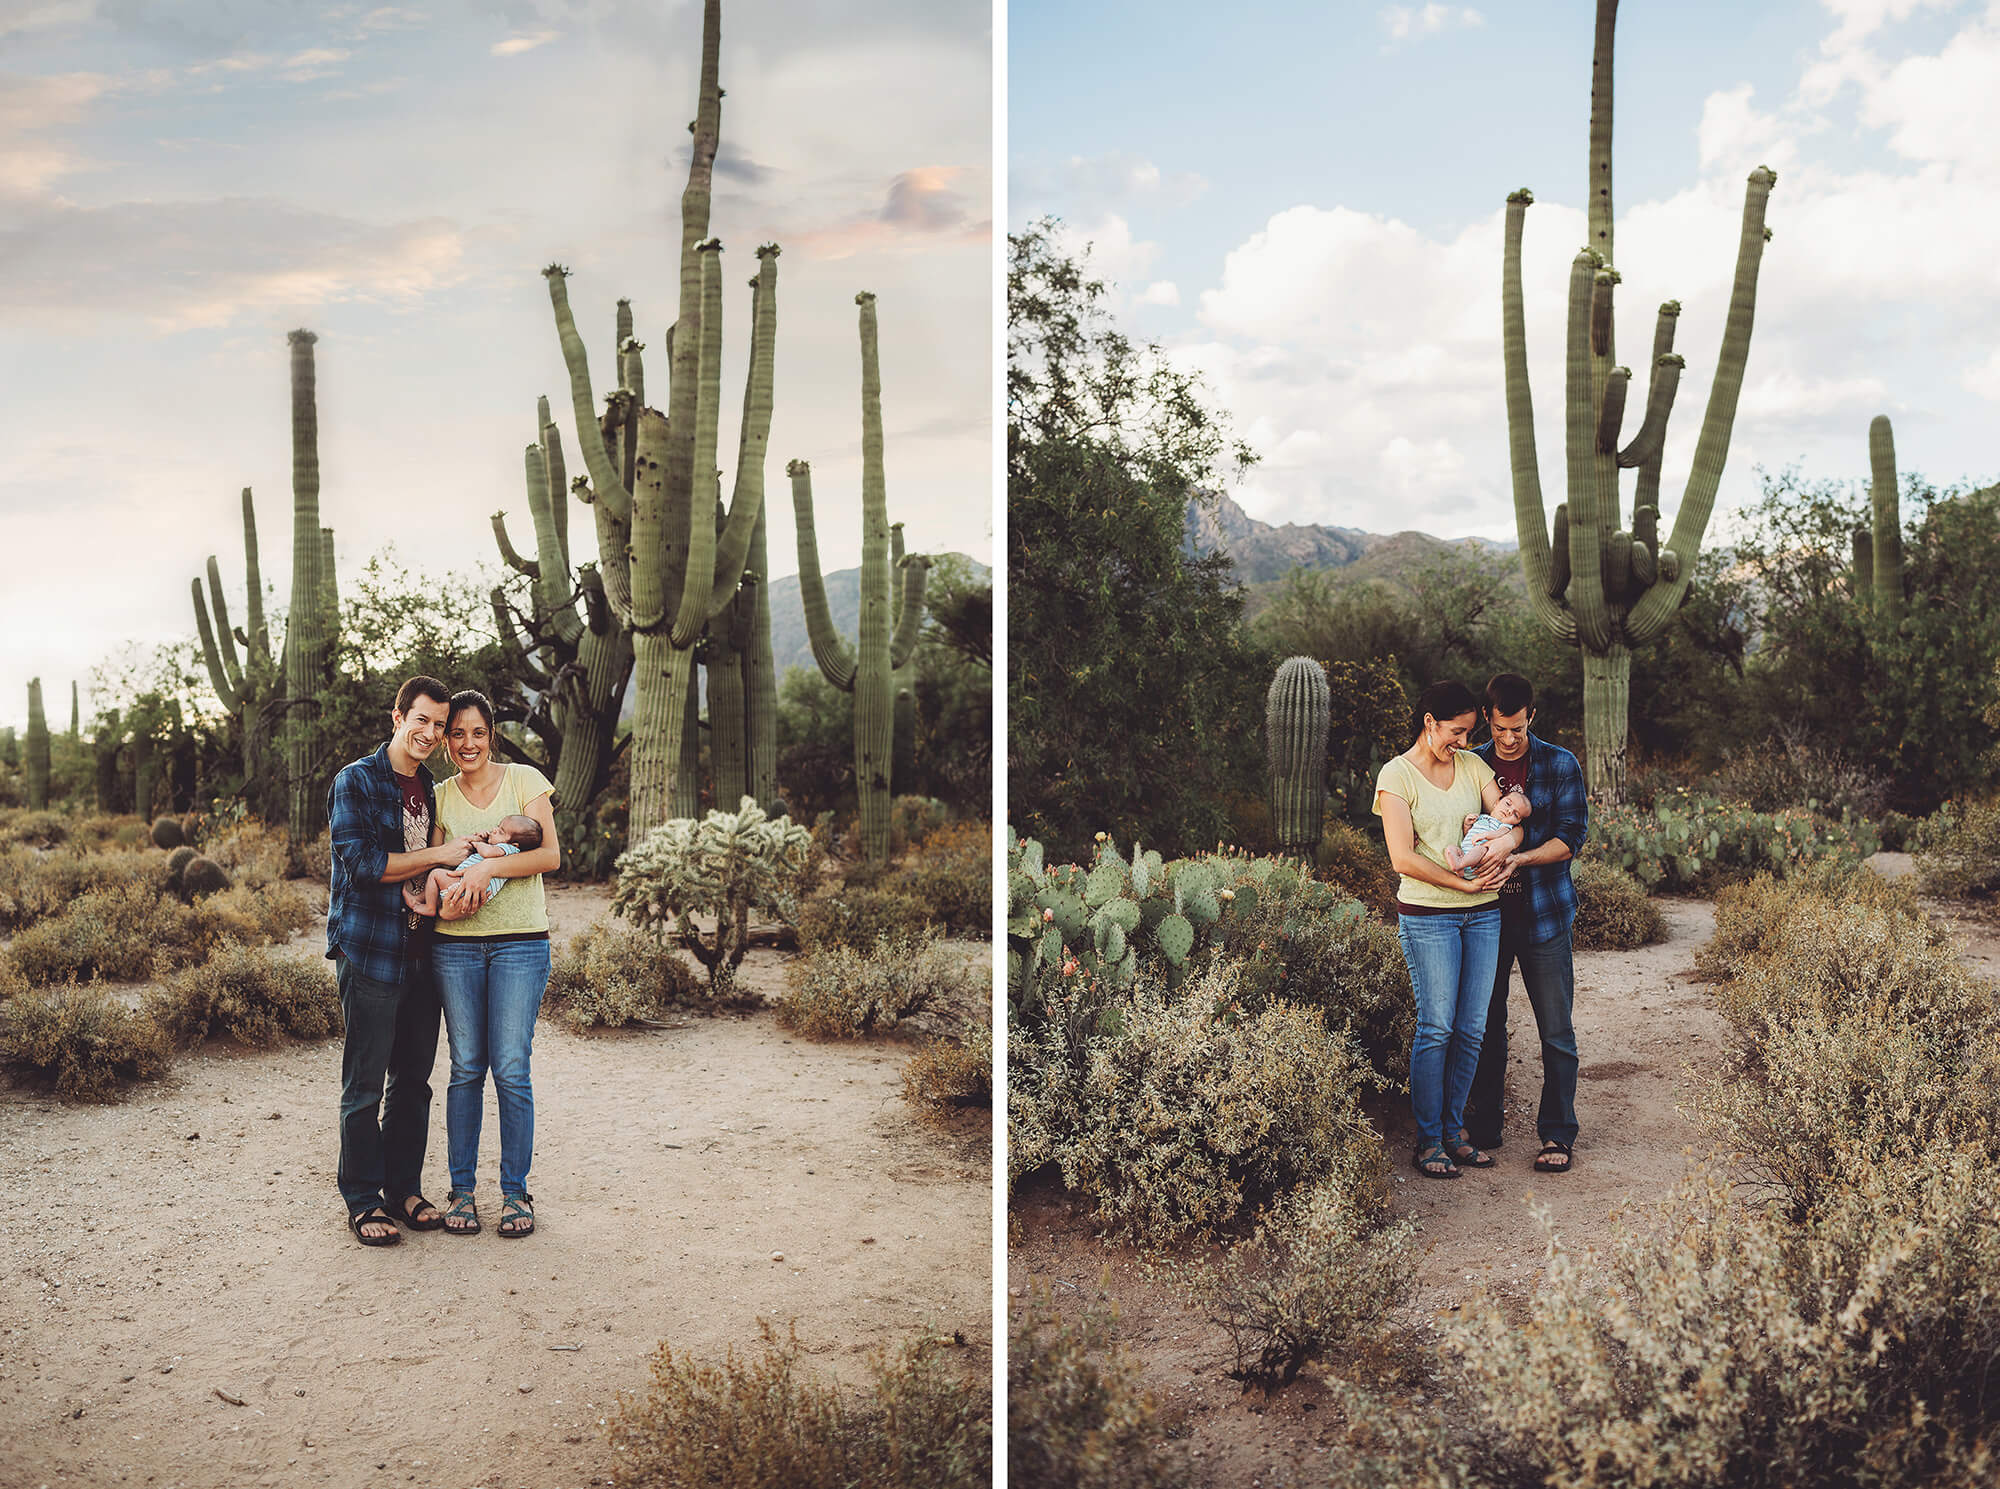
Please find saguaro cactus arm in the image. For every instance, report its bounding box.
[1501,190,1579,647]
[1564,249,1615,653]
[703,244,780,618]
[789,458,858,692]
[543,266,633,526]
[492,505,541,579]
[670,240,727,649]
[193,566,243,710]
[889,556,932,670]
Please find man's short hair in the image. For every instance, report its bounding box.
[394,675,452,716]
[1484,672,1535,718]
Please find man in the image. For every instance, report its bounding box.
[327,676,477,1245]
[1463,672,1589,1173]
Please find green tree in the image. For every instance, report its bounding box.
[1008,221,1269,862]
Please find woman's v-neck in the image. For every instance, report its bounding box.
[452,766,506,812]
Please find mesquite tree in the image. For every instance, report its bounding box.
[790,293,932,863]
[1504,0,1776,801]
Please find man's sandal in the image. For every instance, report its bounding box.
[1413,1143,1460,1180]
[387,1192,444,1231]
[1534,1140,1575,1173]
[498,1192,535,1239]
[443,1190,481,1236]
[1447,1130,1496,1169]
[348,1207,402,1247]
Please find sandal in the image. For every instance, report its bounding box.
[386,1192,444,1231]
[1447,1130,1496,1169]
[1413,1143,1460,1180]
[443,1189,481,1236]
[348,1206,402,1247]
[498,1192,535,1239]
[1534,1140,1575,1174]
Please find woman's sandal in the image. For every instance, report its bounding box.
[443,1189,481,1236]
[348,1206,402,1247]
[386,1192,445,1232]
[1534,1140,1575,1174]
[1413,1143,1460,1180]
[498,1192,535,1239]
[1447,1130,1496,1169]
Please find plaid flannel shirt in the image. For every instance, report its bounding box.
[1473,732,1588,946]
[325,743,434,984]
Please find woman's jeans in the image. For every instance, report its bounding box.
[432,937,551,1196]
[1397,904,1502,1148]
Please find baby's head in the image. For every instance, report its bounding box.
[489,814,543,850]
[1493,787,1532,826]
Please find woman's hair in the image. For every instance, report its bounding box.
[1411,679,1481,738]
[446,688,495,735]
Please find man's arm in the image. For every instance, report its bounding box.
[1510,751,1587,868]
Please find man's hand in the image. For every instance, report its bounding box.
[1469,854,1515,892]
[432,836,475,868]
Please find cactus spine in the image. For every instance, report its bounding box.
[1503,0,1775,801]
[1267,657,1331,860]
[284,330,330,869]
[193,486,279,808]
[539,0,777,836]
[791,294,933,863]
[25,678,49,809]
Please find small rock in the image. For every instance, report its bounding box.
[266,1112,282,1120]
[186,1133,199,1142]
[860,1237,875,1244]
[70,1407,84,1420]
[770,1251,784,1262]
[295,1389,306,1397]
[215,1389,245,1407]
[518,1384,534,1394]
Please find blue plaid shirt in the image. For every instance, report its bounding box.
[325,743,434,984]
[1473,732,1588,946]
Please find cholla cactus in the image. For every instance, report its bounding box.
[611,795,811,990]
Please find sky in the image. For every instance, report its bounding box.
[0,0,992,732]
[1011,0,2000,554]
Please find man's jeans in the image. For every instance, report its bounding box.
[1397,904,1502,1147]
[1465,910,1579,1148]
[336,954,440,1216]
[433,937,551,1197]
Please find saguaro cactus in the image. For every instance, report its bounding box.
[1504,0,1776,801]
[193,486,279,805]
[25,678,50,810]
[68,681,78,739]
[791,292,932,863]
[1851,414,1906,623]
[1267,657,1331,860]
[539,0,779,836]
[284,329,331,868]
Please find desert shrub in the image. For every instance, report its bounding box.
[6,877,315,987]
[143,945,340,1047]
[888,794,952,853]
[0,808,69,848]
[876,818,990,938]
[1587,789,1878,892]
[0,983,172,1100]
[796,887,937,954]
[0,848,166,934]
[1710,730,1891,819]
[0,954,26,1001]
[1013,960,1383,1243]
[1008,1297,1189,1489]
[1695,859,1934,985]
[112,821,147,849]
[612,798,812,990]
[1875,808,1922,852]
[1314,818,1399,919]
[150,815,186,849]
[64,813,144,851]
[1569,861,1666,950]
[1178,1164,1418,1390]
[901,1023,992,1120]
[202,881,317,944]
[542,921,704,1029]
[1913,797,2000,898]
[607,1321,989,1489]
[198,817,291,890]
[779,933,976,1040]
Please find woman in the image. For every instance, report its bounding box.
[428,690,560,1238]
[1373,679,1512,1180]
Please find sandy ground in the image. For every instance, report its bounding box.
[1009,859,2000,1487]
[0,881,992,1489]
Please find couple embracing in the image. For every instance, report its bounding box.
[1373,672,1588,1181]
[327,676,559,1246]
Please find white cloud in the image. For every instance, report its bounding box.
[492,31,559,57]
[1380,4,1485,44]
[280,47,351,81]
[0,71,111,199]
[1963,347,2000,402]
[1137,280,1180,307]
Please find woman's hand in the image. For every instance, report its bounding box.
[443,857,496,911]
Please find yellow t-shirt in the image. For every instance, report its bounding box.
[1373,751,1498,910]
[433,763,555,937]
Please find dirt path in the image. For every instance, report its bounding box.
[0,883,991,1489]
[1011,896,1730,1487]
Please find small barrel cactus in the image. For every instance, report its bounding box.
[165,845,198,892]
[179,855,232,901]
[1266,657,1331,862]
[152,816,187,850]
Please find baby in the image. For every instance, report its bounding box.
[402,814,543,919]
[1448,787,1531,879]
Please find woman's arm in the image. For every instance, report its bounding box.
[1378,790,1513,894]
[440,789,561,908]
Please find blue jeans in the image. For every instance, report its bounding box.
[1465,910,1580,1147]
[336,955,439,1215]
[433,937,551,1196]
[1397,905,1502,1148]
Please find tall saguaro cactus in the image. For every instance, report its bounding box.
[69,681,78,739]
[193,486,278,805]
[285,329,330,869]
[539,0,780,837]
[25,678,50,810]
[1852,414,1907,623]
[1505,0,1776,801]
[1267,657,1331,861]
[791,292,933,863]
